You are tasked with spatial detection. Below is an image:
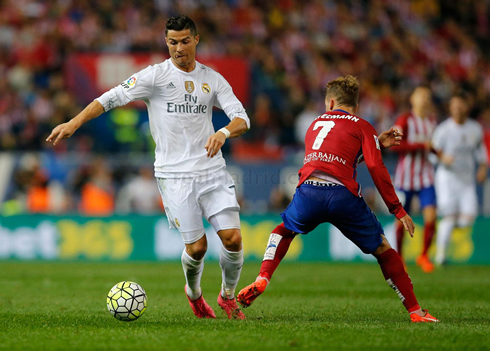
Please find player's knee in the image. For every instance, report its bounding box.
[423,206,437,224]
[457,215,474,228]
[219,229,242,251]
[185,238,208,260]
[373,235,392,257]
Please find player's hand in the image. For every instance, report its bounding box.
[46,120,79,145]
[424,140,433,151]
[204,131,227,158]
[378,127,403,149]
[440,153,454,166]
[476,165,487,184]
[399,214,415,238]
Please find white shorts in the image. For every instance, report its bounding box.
[156,168,240,244]
[435,171,478,217]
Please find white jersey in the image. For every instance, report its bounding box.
[432,118,487,185]
[96,59,250,177]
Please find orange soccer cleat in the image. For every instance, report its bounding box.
[217,293,246,320]
[410,310,439,323]
[416,254,434,273]
[237,278,268,308]
[185,286,216,319]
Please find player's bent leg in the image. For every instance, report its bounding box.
[435,215,457,266]
[373,235,438,322]
[209,211,245,319]
[417,205,436,273]
[214,227,245,319]
[237,223,296,308]
[216,228,245,319]
[183,234,207,301]
[182,234,216,318]
[395,221,405,259]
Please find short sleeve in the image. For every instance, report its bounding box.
[96,65,155,112]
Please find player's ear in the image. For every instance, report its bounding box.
[353,104,359,113]
[194,34,200,45]
[329,98,335,111]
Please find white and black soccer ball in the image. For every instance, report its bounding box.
[107,281,147,321]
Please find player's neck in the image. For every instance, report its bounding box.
[452,115,467,125]
[170,58,197,73]
[412,108,428,119]
[331,106,356,115]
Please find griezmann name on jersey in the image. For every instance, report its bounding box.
[298,110,406,219]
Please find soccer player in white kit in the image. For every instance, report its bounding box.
[432,94,488,266]
[47,15,250,319]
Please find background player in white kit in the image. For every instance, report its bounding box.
[47,15,249,319]
[432,94,488,266]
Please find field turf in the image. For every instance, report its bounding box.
[0,261,489,350]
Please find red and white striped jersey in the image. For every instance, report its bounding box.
[393,113,436,191]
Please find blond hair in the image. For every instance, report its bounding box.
[324,75,360,108]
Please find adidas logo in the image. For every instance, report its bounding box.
[166,82,176,89]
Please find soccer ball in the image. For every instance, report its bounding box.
[107,281,147,321]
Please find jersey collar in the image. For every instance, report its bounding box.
[333,109,350,114]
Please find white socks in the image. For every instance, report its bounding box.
[182,246,244,300]
[435,217,456,265]
[219,246,244,299]
[181,250,204,300]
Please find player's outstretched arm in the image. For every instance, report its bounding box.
[46,100,105,145]
[205,117,248,158]
[399,214,415,238]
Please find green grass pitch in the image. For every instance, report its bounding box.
[0,261,489,350]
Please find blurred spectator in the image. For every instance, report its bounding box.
[2,0,490,214]
[268,185,291,213]
[0,0,489,154]
[117,167,162,214]
[294,100,318,145]
[11,153,67,213]
[79,159,115,215]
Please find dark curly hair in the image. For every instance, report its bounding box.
[165,15,197,36]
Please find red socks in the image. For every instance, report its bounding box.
[376,248,420,313]
[396,222,405,257]
[397,221,435,257]
[259,223,296,281]
[422,222,436,256]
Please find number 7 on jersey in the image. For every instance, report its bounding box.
[312,121,336,150]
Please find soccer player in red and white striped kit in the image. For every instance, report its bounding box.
[237,76,438,323]
[393,86,437,273]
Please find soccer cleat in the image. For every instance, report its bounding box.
[410,309,439,323]
[237,278,268,308]
[416,254,434,273]
[217,293,246,320]
[185,286,216,319]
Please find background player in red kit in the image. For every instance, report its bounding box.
[237,76,438,323]
[392,86,437,273]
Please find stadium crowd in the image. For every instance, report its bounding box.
[1,0,490,214]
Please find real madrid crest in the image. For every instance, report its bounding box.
[185,81,195,93]
[202,83,211,94]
